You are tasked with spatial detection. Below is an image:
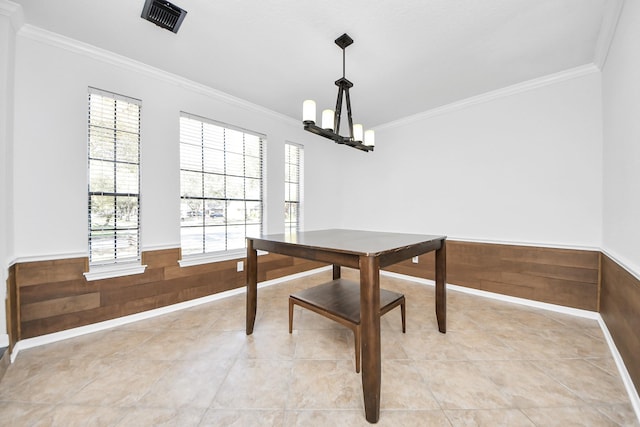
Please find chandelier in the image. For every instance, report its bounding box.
[302,33,375,152]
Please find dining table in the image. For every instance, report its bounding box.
[245,229,447,423]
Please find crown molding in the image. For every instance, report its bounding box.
[594,0,625,70]
[0,0,23,31]
[376,64,600,131]
[16,24,299,127]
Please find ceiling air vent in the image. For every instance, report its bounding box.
[141,0,187,34]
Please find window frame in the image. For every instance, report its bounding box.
[285,142,303,234]
[178,112,266,266]
[85,87,145,281]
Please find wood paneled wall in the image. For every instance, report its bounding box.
[8,249,325,345]
[600,254,640,396]
[385,241,600,311]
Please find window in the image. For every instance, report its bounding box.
[87,88,141,270]
[180,113,264,258]
[285,142,303,234]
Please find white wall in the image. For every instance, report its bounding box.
[0,7,18,347]
[602,0,640,276]
[339,70,603,249]
[10,27,342,261]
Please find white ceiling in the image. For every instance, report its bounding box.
[12,0,622,127]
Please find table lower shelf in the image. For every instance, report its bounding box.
[289,278,404,325]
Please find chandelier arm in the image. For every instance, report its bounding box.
[303,123,373,151]
[334,85,344,135]
[344,87,354,140]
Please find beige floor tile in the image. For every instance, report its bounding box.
[379,334,410,360]
[474,360,584,408]
[595,404,640,426]
[163,306,225,331]
[189,330,247,360]
[377,410,453,426]
[283,409,371,427]
[285,408,452,427]
[379,359,440,409]
[15,329,154,360]
[137,358,233,408]
[445,408,535,426]
[295,309,347,331]
[399,329,462,361]
[492,327,609,359]
[0,402,56,425]
[254,308,296,332]
[66,359,171,406]
[522,406,621,426]
[532,358,631,405]
[446,310,485,331]
[241,329,298,360]
[119,328,202,360]
[32,404,127,427]
[294,329,353,361]
[210,307,256,332]
[446,330,522,360]
[585,356,625,377]
[201,409,285,426]
[212,359,292,409]
[287,360,363,410]
[114,407,206,426]
[0,357,104,404]
[414,360,512,409]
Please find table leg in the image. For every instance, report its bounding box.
[246,239,258,335]
[333,264,341,280]
[360,255,381,423]
[435,239,447,333]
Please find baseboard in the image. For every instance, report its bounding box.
[598,317,640,422]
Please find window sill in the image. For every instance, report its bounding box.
[179,249,268,267]
[84,263,147,281]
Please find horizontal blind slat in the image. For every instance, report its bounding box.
[88,89,141,266]
[180,113,264,257]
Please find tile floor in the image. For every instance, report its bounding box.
[0,269,638,426]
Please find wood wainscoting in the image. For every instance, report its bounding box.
[7,249,325,348]
[600,254,640,396]
[385,240,600,311]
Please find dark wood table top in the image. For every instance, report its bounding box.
[248,229,446,257]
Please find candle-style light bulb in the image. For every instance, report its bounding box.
[303,100,316,123]
[364,130,375,147]
[353,124,363,142]
[322,109,335,130]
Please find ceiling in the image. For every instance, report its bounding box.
[11,0,621,128]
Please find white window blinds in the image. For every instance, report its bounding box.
[285,142,302,234]
[180,113,264,256]
[87,88,141,266]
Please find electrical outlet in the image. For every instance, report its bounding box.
[412,256,419,264]
[237,261,244,272]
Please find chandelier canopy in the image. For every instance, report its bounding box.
[302,33,375,152]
